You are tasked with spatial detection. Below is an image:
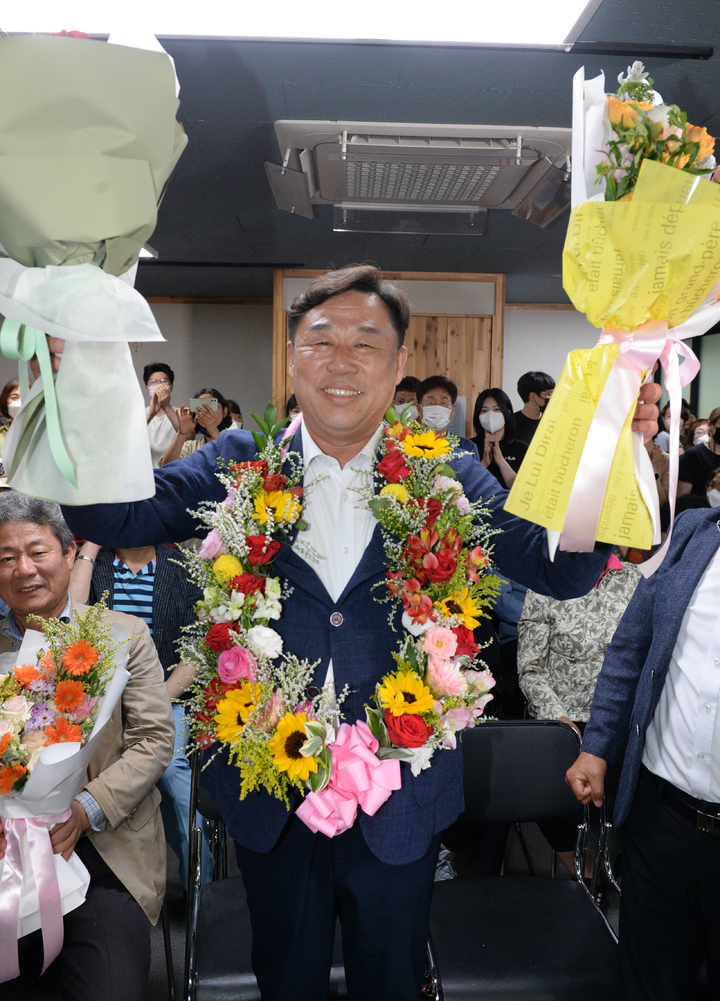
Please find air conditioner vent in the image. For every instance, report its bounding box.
[346,161,501,203]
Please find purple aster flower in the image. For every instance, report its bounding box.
[27,678,53,697]
[25,701,55,732]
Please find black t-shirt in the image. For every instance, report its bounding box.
[678,443,720,495]
[470,435,528,489]
[513,410,543,444]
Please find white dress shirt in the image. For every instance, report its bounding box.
[146,409,177,467]
[299,421,382,688]
[643,548,720,802]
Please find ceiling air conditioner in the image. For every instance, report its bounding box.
[264,120,572,231]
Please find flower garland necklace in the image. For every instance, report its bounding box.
[181,404,500,833]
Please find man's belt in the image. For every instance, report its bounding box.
[649,768,720,836]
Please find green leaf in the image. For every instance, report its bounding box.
[307,749,332,792]
[368,498,390,518]
[251,431,266,453]
[432,462,457,480]
[263,402,278,428]
[365,706,387,745]
[295,519,309,532]
[405,642,421,675]
[251,413,270,436]
[377,746,415,761]
[385,404,400,424]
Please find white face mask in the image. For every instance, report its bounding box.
[6,400,21,419]
[479,411,505,434]
[421,405,452,431]
[230,420,243,430]
[707,488,720,507]
[696,433,710,444]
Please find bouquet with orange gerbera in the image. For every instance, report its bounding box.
[0,600,132,980]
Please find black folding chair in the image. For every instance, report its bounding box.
[428,720,617,1001]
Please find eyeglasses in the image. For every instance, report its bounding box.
[147,378,171,387]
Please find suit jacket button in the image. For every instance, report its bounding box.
[330,612,343,626]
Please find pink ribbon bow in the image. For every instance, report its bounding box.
[559,319,699,575]
[296,721,402,838]
[0,809,72,983]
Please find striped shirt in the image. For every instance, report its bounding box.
[112,557,156,632]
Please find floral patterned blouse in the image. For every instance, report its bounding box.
[517,565,641,722]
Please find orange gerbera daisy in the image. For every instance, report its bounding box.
[53,680,86,712]
[44,717,82,745]
[0,732,12,757]
[0,763,27,794]
[14,663,41,688]
[62,639,99,677]
[38,651,56,675]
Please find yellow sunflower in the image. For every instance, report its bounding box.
[402,430,450,459]
[436,587,482,629]
[380,483,410,503]
[213,554,243,584]
[215,683,262,743]
[269,712,318,780]
[378,671,435,716]
[253,490,302,525]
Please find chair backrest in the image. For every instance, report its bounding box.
[461,720,583,827]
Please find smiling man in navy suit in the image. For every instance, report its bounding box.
[567,508,720,1001]
[64,265,660,1001]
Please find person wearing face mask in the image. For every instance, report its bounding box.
[144,362,180,467]
[0,377,21,450]
[513,371,555,445]
[393,375,421,421]
[677,406,720,498]
[416,376,479,459]
[226,398,243,430]
[471,388,528,489]
[688,419,709,446]
[159,387,232,466]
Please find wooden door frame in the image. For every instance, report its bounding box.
[272,269,505,410]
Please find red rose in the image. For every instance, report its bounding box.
[384,710,433,748]
[203,678,233,711]
[422,550,457,583]
[205,623,231,652]
[263,473,288,492]
[232,460,268,479]
[229,573,266,596]
[246,535,282,566]
[425,498,443,528]
[377,450,410,483]
[453,625,478,658]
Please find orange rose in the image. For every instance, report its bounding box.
[685,123,715,160]
[607,95,653,128]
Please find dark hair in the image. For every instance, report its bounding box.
[707,407,720,426]
[472,388,517,442]
[287,265,410,349]
[0,378,19,421]
[395,376,421,395]
[0,493,74,553]
[194,388,232,434]
[417,376,458,406]
[143,362,175,386]
[285,394,299,419]
[516,371,555,403]
[226,399,242,419]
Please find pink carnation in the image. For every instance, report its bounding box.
[455,495,471,515]
[423,627,458,660]
[70,695,98,723]
[217,645,257,685]
[425,657,468,697]
[198,528,224,559]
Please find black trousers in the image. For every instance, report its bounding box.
[613,766,720,1000]
[235,815,441,1001]
[9,839,151,1001]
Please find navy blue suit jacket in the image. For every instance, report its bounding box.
[64,427,607,863]
[582,507,720,827]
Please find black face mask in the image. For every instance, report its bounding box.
[713,427,720,446]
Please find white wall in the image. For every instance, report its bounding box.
[502,308,599,408]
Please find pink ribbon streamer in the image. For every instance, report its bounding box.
[279,412,303,461]
[0,809,72,983]
[296,721,402,838]
[558,320,699,575]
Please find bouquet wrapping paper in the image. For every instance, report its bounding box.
[506,67,720,571]
[0,34,187,504]
[0,625,131,982]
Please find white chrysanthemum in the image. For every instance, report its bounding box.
[247,625,283,660]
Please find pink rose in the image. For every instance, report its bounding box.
[423,627,458,660]
[21,730,49,751]
[198,528,224,559]
[1,695,33,724]
[425,658,468,697]
[217,645,258,685]
[0,718,17,740]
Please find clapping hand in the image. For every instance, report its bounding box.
[177,404,196,436]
